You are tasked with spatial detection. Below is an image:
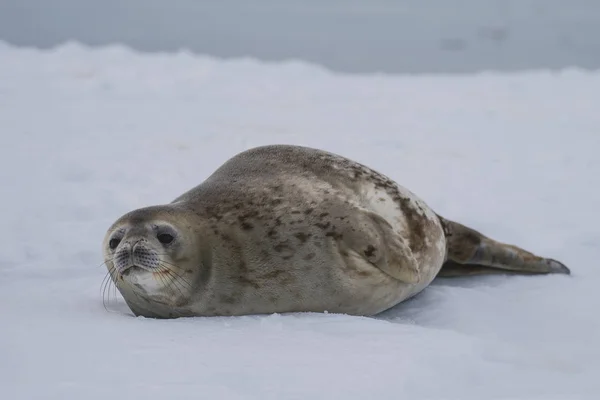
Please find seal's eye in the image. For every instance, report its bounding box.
[157,233,174,244]
[109,238,121,250]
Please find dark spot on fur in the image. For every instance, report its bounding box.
[378,197,386,202]
[274,242,292,253]
[294,232,311,243]
[237,275,260,289]
[291,210,301,214]
[303,252,316,261]
[280,275,296,285]
[364,244,376,258]
[244,210,259,218]
[304,208,314,215]
[186,269,193,274]
[319,212,329,218]
[325,231,343,240]
[235,260,260,289]
[267,228,277,238]
[282,255,293,260]
[219,294,237,304]
[238,260,248,273]
[275,217,282,226]
[261,270,285,279]
[315,221,331,230]
[271,198,283,206]
[261,269,296,285]
[397,197,432,254]
[240,222,254,230]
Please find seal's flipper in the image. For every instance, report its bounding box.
[336,209,422,284]
[437,216,570,277]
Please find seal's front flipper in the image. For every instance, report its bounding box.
[366,211,423,284]
[339,210,421,284]
[437,215,570,277]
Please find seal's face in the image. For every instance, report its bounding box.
[102,207,201,316]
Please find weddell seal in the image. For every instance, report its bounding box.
[102,145,570,318]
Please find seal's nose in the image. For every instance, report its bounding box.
[132,240,160,270]
[114,241,134,274]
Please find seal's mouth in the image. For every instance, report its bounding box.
[120,266,158,282]
[121,265,144,276]
[121,265,174,283]
[122,265,172,277]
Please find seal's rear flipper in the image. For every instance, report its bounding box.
[437,215,570,277]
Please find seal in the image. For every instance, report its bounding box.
[102,145,570,319]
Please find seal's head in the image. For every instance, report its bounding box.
[102,205,204,318]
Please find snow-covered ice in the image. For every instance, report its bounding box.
[1,42,599,399]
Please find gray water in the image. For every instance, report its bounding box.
[2,0,600,74]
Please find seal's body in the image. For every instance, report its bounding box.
[103,145,569,319]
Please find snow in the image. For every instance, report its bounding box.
[1,42,599,399]
[3,0,600,74]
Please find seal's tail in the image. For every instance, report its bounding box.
[436,215,570,277]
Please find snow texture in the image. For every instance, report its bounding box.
[1,42,598,399]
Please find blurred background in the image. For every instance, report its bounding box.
[1,0,599,74]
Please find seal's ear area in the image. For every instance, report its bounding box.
[437,215,571,277]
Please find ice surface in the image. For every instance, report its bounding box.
[1,42,598,399]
